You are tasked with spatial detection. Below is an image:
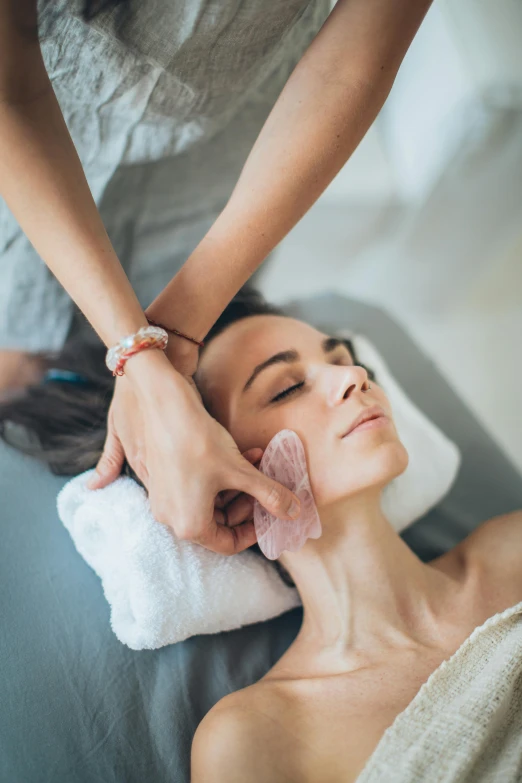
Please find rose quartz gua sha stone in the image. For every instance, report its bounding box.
[253,429,322,560]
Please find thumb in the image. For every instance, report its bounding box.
[237,462,300,521]
[86,427,125,490]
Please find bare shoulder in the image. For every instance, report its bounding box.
[190,683,291,783]
[460,509,522,564]
[456,509,522,601]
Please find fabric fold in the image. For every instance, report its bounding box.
[357,600,522,782]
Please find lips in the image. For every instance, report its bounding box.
[341,404,388,438]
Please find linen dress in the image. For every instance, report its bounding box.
[0,0,330,351]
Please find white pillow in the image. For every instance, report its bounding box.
[56,332,461,650]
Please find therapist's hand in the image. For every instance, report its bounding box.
[86,348,300,554]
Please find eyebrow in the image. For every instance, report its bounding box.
[242,336,352,393]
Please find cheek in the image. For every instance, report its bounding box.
[228,417,282,454]
[307,432,408,507]
[229,404,322,456]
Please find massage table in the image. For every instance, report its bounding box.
[1,293,521,783]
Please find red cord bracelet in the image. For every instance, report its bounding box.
[145,317,205,348]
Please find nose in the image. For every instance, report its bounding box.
[319,364,370,406]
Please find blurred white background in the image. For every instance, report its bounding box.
[258,0,522,474]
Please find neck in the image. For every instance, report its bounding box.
[278,490,461,675]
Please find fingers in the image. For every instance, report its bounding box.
[190,472,257,556]
[199,519,258,555]
[216,450,300,538]
[86,424,125,490]
[242,447,263,466]
[200,449,260,554]
[128,458,149,490]
[216,449,263,507]
[215,493,254,528]
[175,494,257,555]
[235,461,300,521]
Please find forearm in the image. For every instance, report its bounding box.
[0,19,147,348]
[146,0,432,343]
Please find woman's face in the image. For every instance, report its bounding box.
[197,315,408,510]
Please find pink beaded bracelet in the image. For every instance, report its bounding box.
[105,325,168,377]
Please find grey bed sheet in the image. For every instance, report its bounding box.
[1,293,521,783]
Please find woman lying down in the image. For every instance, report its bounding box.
[2,289,522,783]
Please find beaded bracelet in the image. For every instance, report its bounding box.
[105,325,168,377]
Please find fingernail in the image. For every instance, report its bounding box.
[289,499,300,519]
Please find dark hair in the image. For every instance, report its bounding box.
[0,287,373,589]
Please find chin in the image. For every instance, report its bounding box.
[313,441,409,505]
[375,440,409,485]
[387,437,408,467]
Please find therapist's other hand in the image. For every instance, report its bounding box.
[86,350,300,554]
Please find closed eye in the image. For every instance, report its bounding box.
[268,357,374,404]
[270,381,305,403]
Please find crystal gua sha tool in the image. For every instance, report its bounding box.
[253,429,322,560]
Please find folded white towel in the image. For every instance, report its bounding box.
[56,333,461,650]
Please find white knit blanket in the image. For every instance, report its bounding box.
[357,600,522,782]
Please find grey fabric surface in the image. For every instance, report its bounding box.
[0,0,330,352]
[1,293,521,783]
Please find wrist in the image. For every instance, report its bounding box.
[143,312,202,376]
[144,312,205,346]
[121,346,177,388]
[122,346,201,410]
[164,334,199,367]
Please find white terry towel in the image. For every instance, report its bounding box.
[56,333,461,650]
[356,600,522,782]
[57,469,302,651]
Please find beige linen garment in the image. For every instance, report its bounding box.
[0,0,330,351]
[357,600,522,782]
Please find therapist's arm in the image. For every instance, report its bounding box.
[147,0,432,358]
[0,0,149,349]
[0,0,302,555]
